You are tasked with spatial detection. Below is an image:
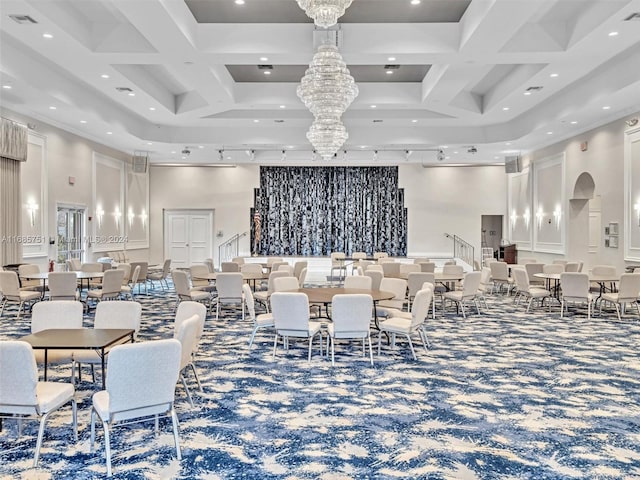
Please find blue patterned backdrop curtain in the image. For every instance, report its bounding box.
[251,166,407,256]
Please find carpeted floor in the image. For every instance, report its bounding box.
[1,284,640,479]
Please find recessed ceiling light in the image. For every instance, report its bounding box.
[287,145,294,149]
[106,131,113,135]
[279,105,286,109]
[260,57,268,62]
[550,73,559,78]
[547,131,553,135]
[502,107,510,111]
[360,146,366,149]
[441,145,448,149]
[264,71,272,75]
[80,120,87,124]
[524,91,532,96]
[182,156,186,159]
[253,119,260,123]
[2,85,12,89]
[608,31,619,37]
[128,92,135,96]
[505,142,511,146]
[453,151,458,154]
[386,70,394,75]
[388,56,396,62]
[570,121,578,124]
[494,156,499,159]
[603,105,611,110]
[49,106,56,110]
[171,151,176,154]
[370,105,377,108]
[411,119,418,123]
[101,74,110,79]
[235,0,245,4]
[226,156,232,160]
[149,107,156,111]
[411,0,421,4]
[147,142,153,145]
[198,145,204,149]
[42,33,53,39]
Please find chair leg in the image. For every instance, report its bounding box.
[420,326,430,349]
[330,336,335,366]
[188,362,202,391]
[367,336,373,366]
[103,420,112,477]
[71,398,78,442]
[181,374,194,407]
[33,412,50,466]
[615,303,621,322]
[248,326,259,348]
[377,331,382,356]
[460,301,466,318]
[170,407,182,460]
[272,334,279,359]
[90,408,96,452]
[406,335,417,360]
[560,299,565,319]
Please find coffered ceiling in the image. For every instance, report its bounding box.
[1,0,639,165]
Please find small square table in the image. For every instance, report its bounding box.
[19,328,134,389]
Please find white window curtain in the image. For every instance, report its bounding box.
[0,117,27,264]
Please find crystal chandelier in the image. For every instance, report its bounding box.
[296,0,354,28]
[298,43,358,159]
[297,44,359,118]
[306,116,349,160]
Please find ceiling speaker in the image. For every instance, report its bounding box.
[132,154,148,173]
[504,155,522,174]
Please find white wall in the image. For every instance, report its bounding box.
[149,163,507,265]
[148,165,260,264]
[399,164,507,261]
[516,113,637,272]
[2,108,141,270]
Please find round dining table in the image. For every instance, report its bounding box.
[22,271,104,294]
[193,270,268,290]
[297,287,395,329]
[533,272,619,301]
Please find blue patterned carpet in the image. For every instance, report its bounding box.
[1,284,640,479]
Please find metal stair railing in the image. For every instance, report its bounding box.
[444,233,476,269]
[218,231,249,268]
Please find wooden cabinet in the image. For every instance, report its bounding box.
[499,244,517,264]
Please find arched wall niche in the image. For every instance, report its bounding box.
[572,172,596,200]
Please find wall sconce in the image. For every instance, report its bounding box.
[113,207,121,229]
[96,205,104,228]
[523,208,531,230]
[553,205,562,229]
[127,207,135,228]
[140,209,148,229]
[26,199,38,227]
[536,207,544,229]
[510,209,518,228]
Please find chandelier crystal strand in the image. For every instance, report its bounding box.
[295,0,354,28]
[306,116,349,160]
[297,44,359,118]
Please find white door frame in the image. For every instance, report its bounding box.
[163,209,214,267]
